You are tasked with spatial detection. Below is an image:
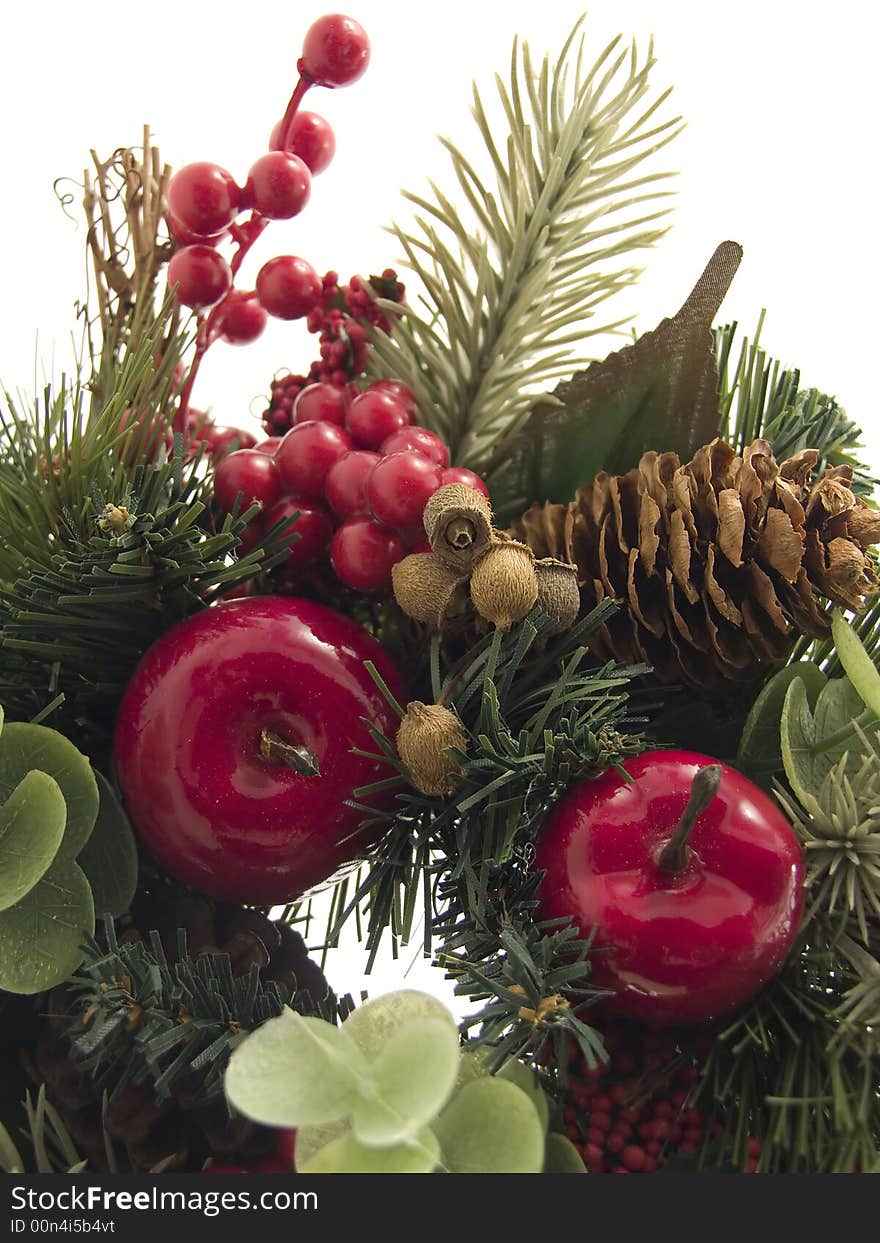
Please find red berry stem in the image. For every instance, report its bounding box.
[656,764,722,874]
[278,76,313,152]
[259,727,321,777]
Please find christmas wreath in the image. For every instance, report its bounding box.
[1,13,878,1177]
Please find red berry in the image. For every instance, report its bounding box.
[439,466,490,500]
[257,256,321,320]
[276,421,353,498]
[653,1102,674,1120]
[747,1138,762,1157]
[746,1158,759,1174]
[346,390,410,449]
[255,438,282,456]
[167,212,224,247]
[589,1111,612,1133]
[381,426,450,468]
[220,292,268,345]
[366,452,443,530]
[643,1156,659,1173]
[245,152,311,220]
[263,497,333,567]
[214,449,281,513]
[300,14,370,87]
[623,1145,647,1172]
[606,1132,625,1154]
[585,1127,605,1146]
[324,450,381,518]
[330,519,405,591]
[651,1119,672,1142]
[238,518,266,556]
[167,162,240,236]
[294,383,347,427]
[645,1139,663,1156]
[592,1096,613,1113]
[206,426,258,457]
[619,1106,642,1125]
[368,379,418,418]
[168,245,232,309]
[270,111,336,175]
[583,1144,604,1170]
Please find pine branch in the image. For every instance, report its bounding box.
[368,19,681,473]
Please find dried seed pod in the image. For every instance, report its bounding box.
[396,701,468,796]
[535,557,580,633]
[469,539,538,631]
[422,483,493,572]
[392,552,467,625]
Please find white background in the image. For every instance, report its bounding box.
[1,1,877,1009]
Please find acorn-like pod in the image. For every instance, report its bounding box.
[396,701,468,796]
[469,539,538,631]
[391,552,466,626]
[422,484,493,573]
[534,557,580,633]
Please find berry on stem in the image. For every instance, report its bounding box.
[219,292,268,345]
[369,378,418,418]
[440,467,490,500]
[167,162,240,236]
[270,111,336,174]
[255,437,282,456]
[168,245,232,309]
[330,518,405,591]
[206,426,258,458]
[300,15,370,87]
[275,420,353,498]
[257,256,321,320]
[346,389,410,449]
[293,382,347,426]
[366,451,443,529]
[245,152,311,220]
[324,450,380,518]
[381,426,450,468]
[263,497,334,567]
[213,449,281,514]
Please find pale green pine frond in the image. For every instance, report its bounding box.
[369,19,682,472]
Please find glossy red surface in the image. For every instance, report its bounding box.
[535,750,804,1024]
[114,597,406,904]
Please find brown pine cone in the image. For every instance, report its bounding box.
[513,438,880,689]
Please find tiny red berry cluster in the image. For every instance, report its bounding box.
[163,14,371,421]
[211,379,488,593]
[263,270,406,435]
[561,1020,762,1174]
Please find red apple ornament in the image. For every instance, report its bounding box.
[535,751,804,1025]
[114,597,405,904]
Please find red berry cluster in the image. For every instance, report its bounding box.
[561,1020,762,1174]
[262,270,406,435]
[163,15,370,420]
[212,379,488,593]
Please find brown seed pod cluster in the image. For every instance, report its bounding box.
[392,484,579,634]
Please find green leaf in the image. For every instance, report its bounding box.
[0,723,98,861]
[433,1077,546,1173]
[76,772,138,917]
[0,857,94,994]
[342,990,457,1060]
[737,662,827,782]
[543,1132,587,1173]
[780,676,878,804]
[487,242,743,519]
[298,1125,440,1174]
[498,1058,550,1133]
[831,609,880,717]
[224,1010,371,1128]
[350,1017,460,1148]
[0,770,66,911]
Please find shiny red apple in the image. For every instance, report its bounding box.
[535,750,804,1025]
[114,597,405,904]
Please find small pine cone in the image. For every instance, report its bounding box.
[392,552,468,625]
[512,501,572,562]
[535,558,580,633]
[519,438,880,689]
[470,538,538,631]
[422,484,493,573]
[396,701,468,796]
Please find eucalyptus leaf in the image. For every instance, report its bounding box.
[298,1125,439,1174]
[487,242,743,519]
[498,1058,550,1133]
[0,857,94,994]
[225,1010,371,1128]
[76,772,138,918]
[342,990,457,1061]
[0,723,98,861]
[543,1132,587,1173]
[0,771,66,912]
[433,1077,546,1173]
[293,1120,349,1170]
[831,609,880,716]
[350,1017,460,1147]
[737,662,827,782]
[780,675,878,804]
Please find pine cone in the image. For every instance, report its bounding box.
[513,438,880,688]
[23,896,329,1173]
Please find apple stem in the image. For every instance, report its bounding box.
[260,728,320,777]
[657,764,723,873]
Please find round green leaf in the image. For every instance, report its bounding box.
[76,772,138,917]
[0,857,94,994]
[0,770,67,911]
[831,609,880,718]
[0,723,98,861]
[293,1120,349,1170]
[225,1009,371,1128]
[498,1059,550,1133]
[737,662,827,782]
[433,1077,546,1173]
[299,1125,439,1174]
[342,990,457,1060]
[544,1132,587,1173]
[351,1017,460,1147]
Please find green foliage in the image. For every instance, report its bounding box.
[432,1076,546,1173]
[0,1086,89,1174]
[737,662,827,784]
[0,858,93,994]
[488,241,742,519]
[369,18,681,476]
[76,771,138,918]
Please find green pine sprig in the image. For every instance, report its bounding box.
[368,18,682,473]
